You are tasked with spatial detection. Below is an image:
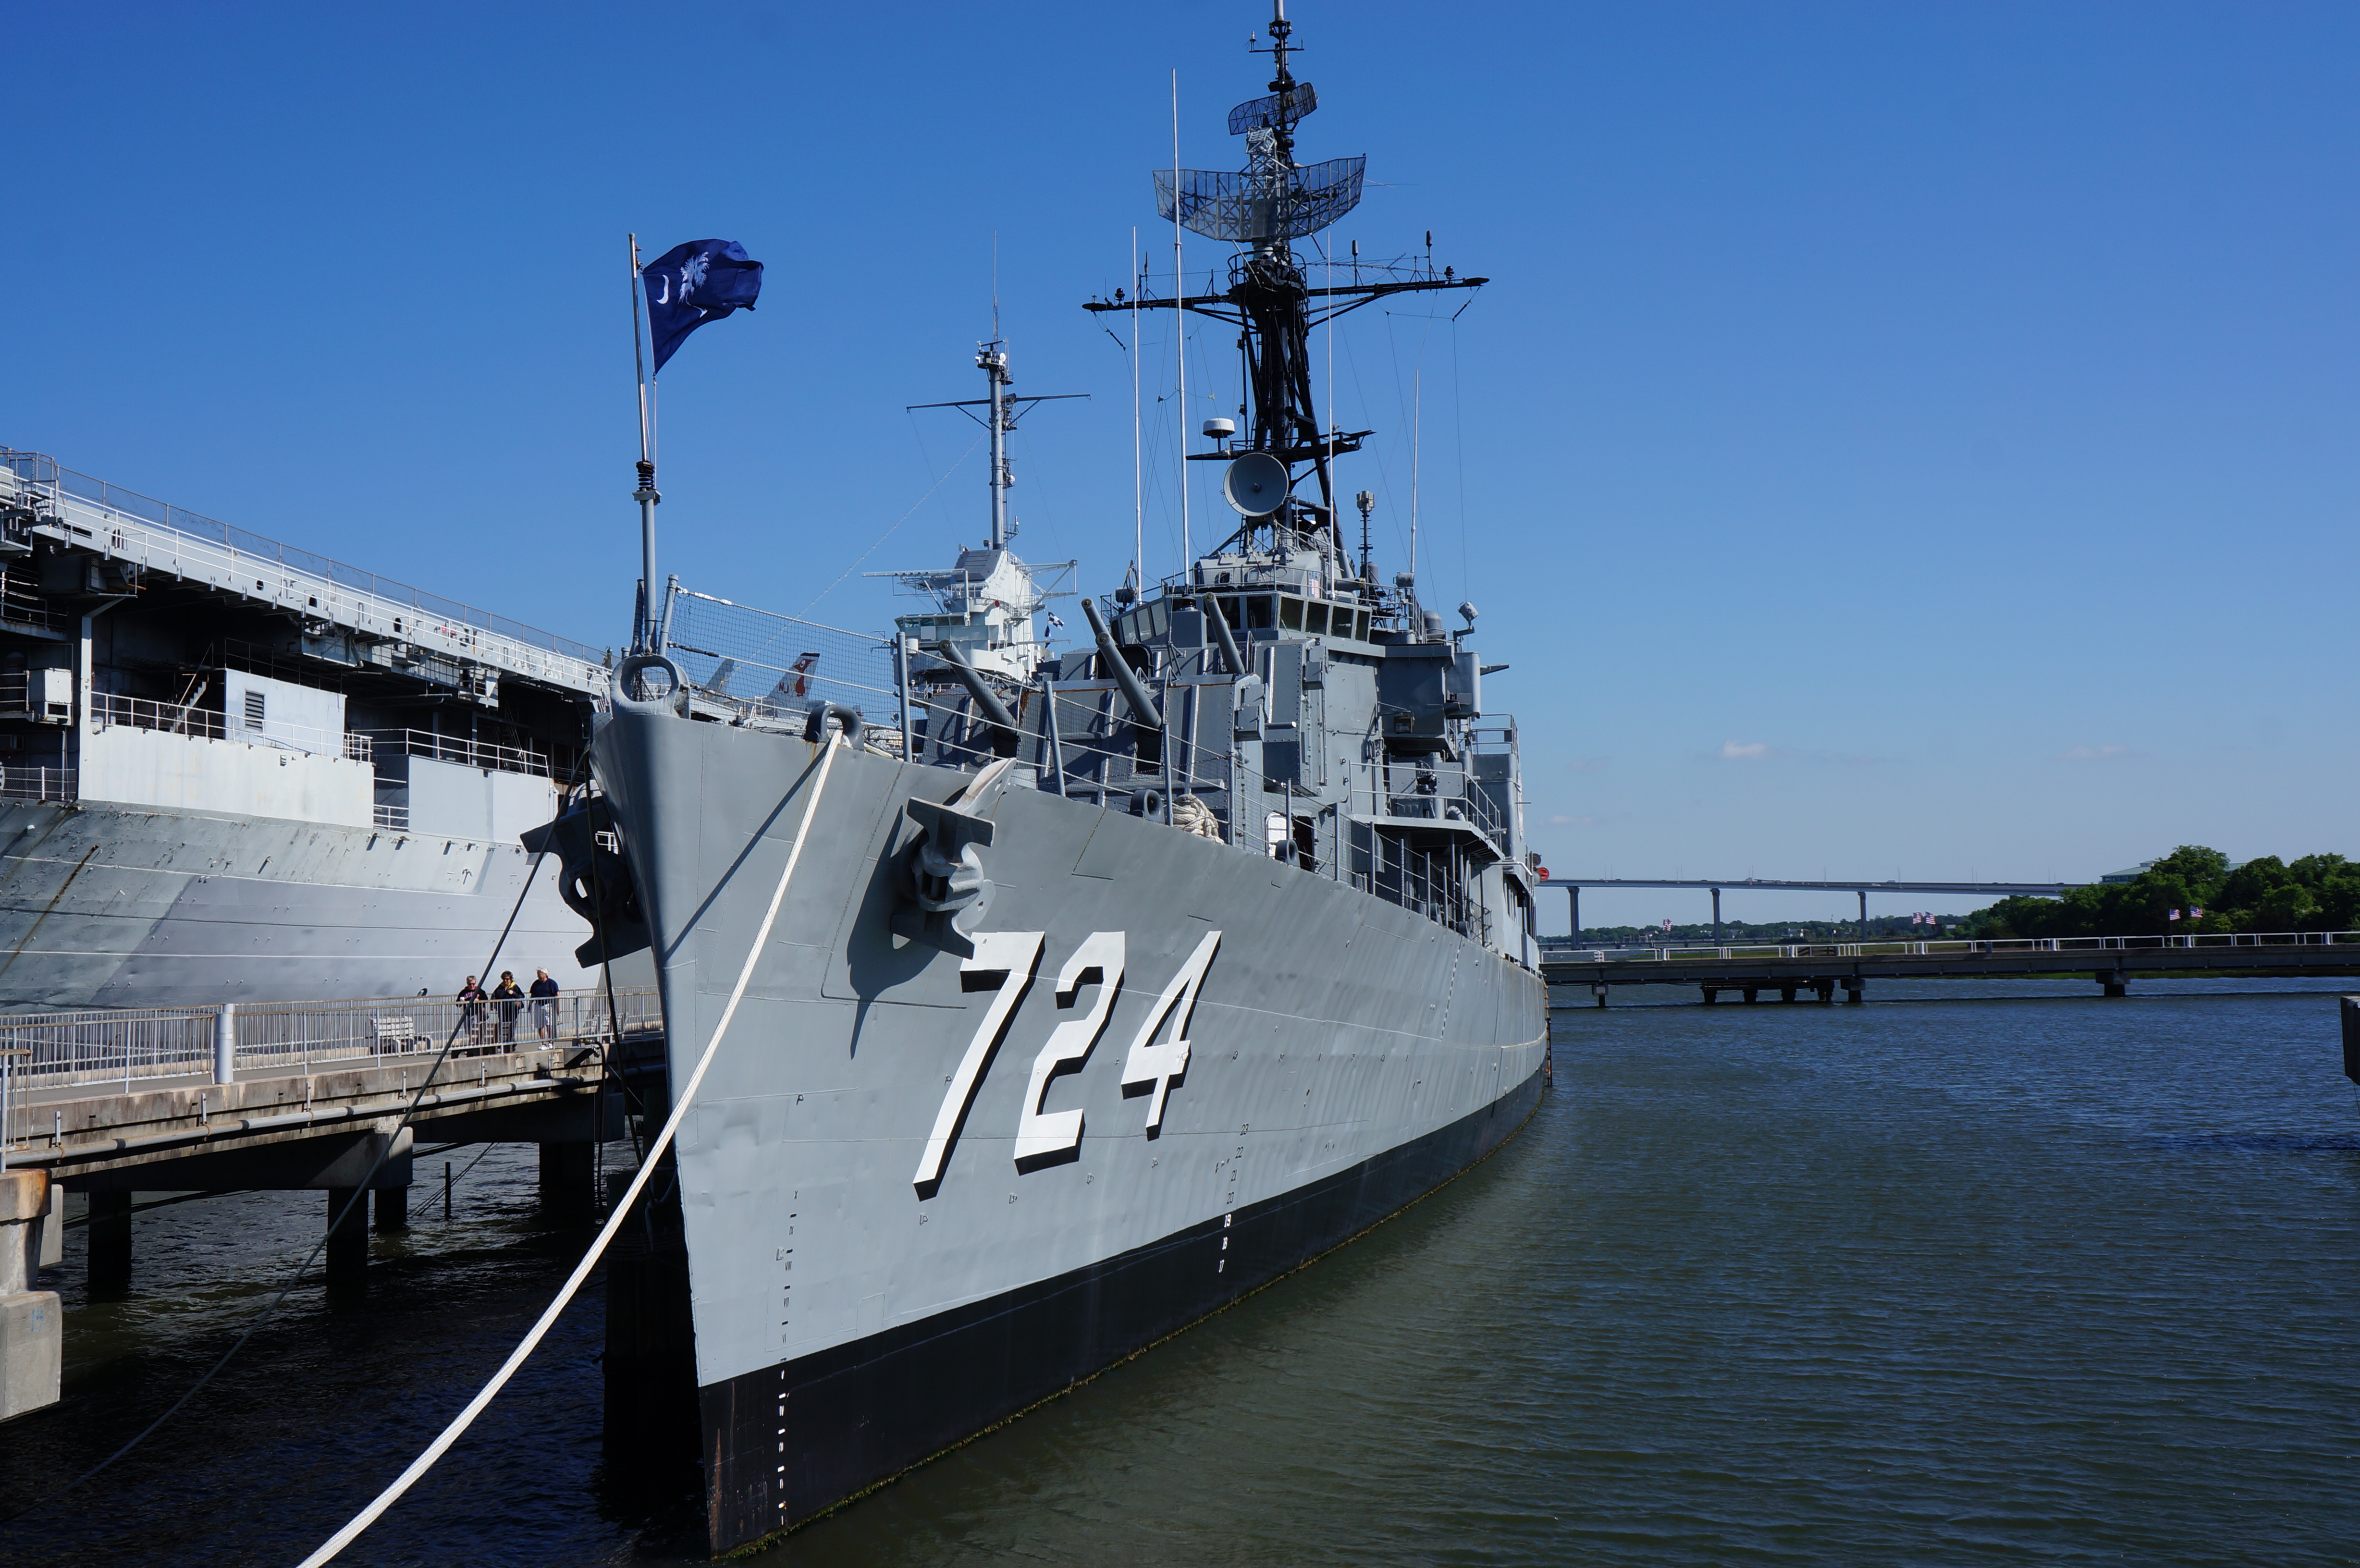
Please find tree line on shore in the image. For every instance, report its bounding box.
[1959,845,2360,939]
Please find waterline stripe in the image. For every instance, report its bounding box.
[296,735,844,1568]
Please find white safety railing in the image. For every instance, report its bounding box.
[0,765,74,804]
[0,985,660,1094]
[361,728,550,777]
[1536,931,2360,962]
[0,451,611,697]
[92,691,370,760]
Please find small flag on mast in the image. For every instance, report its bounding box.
[643,239,764,372]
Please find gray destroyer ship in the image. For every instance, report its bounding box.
[585,12,1549,1551]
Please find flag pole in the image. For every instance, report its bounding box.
[629,233,659,654]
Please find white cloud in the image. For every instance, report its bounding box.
[2059,744,2128,762]
[1720,740,1774,760]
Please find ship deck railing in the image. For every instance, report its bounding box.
[0,450,611,694]
[1534,931,2360,963]
[90,691,371,760]
[0,985,662,1096]
[0,765,73,805]
[360,727,552,777]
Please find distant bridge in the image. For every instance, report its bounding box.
[1537,878,2090,944]
[1536,929,2360,1004]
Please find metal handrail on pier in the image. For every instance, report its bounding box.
[0,985,660,1102]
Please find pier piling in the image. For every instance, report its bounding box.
[324,1188,368,1299]
[540,1140,594,1213]
[374,1184,408,1234]
[86,1190,132,1296]
[0,1169,60,1421]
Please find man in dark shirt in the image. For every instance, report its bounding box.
[529,968,561,1042]
[456,976,489,1050]
[491,971,526,1045]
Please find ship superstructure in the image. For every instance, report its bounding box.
[585,6,1548,1553]
[0,452,624,1006]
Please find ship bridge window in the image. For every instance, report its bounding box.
[1245,596,1275,631]
[1279,597,1304,632]
[1352,609,1370,641]
[1303,602,1329,637]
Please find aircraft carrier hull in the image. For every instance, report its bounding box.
[0,798,607,1008]
[592,705,1548,1555]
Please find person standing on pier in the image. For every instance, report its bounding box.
[491,971,525,1045]
[529,968,560,1042]
[456,975,488,1048]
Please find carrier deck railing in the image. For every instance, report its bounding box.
[0,451,611,696]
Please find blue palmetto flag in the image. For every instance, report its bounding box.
[643,239,763,372]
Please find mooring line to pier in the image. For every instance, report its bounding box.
[0,761,586,1533]
[297,733,843,1568]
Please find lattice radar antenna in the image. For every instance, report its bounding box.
[1155,81,1364,245]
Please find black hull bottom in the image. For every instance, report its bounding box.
[699,1065,1548,1555]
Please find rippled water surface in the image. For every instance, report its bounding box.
[4,979,2358,1565]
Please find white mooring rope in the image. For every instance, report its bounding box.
[297,736,843,1567]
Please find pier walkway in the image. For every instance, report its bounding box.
[0,987,664,1420]
[1539,930,2360,1003]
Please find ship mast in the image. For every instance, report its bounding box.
[1085,0,1486,587]
[907,345,1086,552]
[982,340,1012,548]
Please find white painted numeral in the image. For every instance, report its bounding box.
[911,929,1044,1192]
[1013,931,1125,1165]
[1121,930,1222,1132]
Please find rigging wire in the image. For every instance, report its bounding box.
[0,771,578,1531]
[295,735,846,1567]
[1132,228,1143,592]
[1452,321,1470,610]
[797,426,987,617]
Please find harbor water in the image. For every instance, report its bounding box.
[3,978,2356,1564]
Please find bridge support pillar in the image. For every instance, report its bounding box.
[1742,987,1759,1004]
[1591,983,1608,1009]
[1568,885,1579,943]
[0,1169,60,1422]
[374,1184,409,1234]
[2099,975,2127,998]
[1815,980,1835,1004]
[1844,980,1864,1004]
[541,1140,595,1214]
[1858,889,1868,939]
[1711,887,1722,946]
[1700,987,1718,1005]
[86,1190,132,1297]
[325,1188,369,1301]
[1779,986,1796,1004]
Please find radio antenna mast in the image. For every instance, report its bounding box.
[1172,69,1191,575]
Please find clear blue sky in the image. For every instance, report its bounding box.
[7,3,2353,930]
